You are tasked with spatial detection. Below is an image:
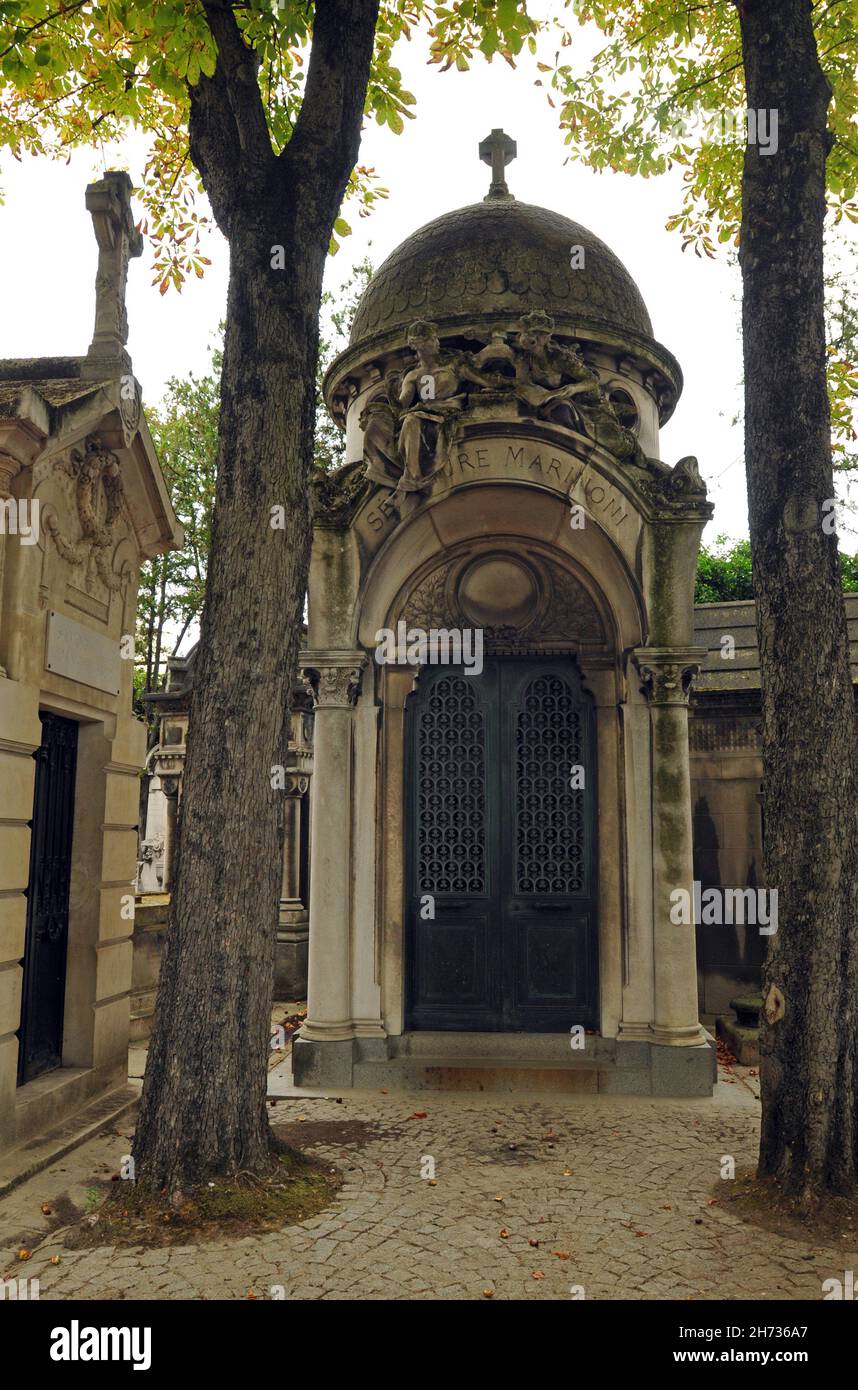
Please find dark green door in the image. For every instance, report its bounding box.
[406,658,598,1031]
[18,712,78,1085]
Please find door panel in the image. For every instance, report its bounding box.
[406,658,598,1032]
[17,712,78,1085]
[501,663,597,1028]
[408,670,498,1029]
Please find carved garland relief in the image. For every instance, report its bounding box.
[43,435,130,596]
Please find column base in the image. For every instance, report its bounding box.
[292,1036,355,1088]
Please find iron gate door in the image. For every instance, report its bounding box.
[406,658,598,1031]
[17,712,78,1085]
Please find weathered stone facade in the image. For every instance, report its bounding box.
[0,173,181,1156]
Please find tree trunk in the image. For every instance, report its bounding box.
[133,0,379,1191]
[738,0,858,1198]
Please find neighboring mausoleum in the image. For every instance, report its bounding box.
[0,173,181,1159]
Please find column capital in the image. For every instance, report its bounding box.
[300,651,367,708]
[631,646,707,706]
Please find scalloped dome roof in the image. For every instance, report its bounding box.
[349,198,653,346]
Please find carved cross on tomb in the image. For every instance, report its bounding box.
[85,171,143,370]
[479,128,517,201]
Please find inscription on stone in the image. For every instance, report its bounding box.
[362,440,633,539]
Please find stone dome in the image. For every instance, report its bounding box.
[349,198,654,347]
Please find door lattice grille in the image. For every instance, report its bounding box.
[515,674,585,894]
[416,675,486,894]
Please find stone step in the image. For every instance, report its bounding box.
[352,1055,650,1095]
[383,1031,616,1063]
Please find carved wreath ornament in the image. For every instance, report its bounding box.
[44,436,127,591]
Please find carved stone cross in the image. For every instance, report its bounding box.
[479,128,517,201]
[85,171,143,372]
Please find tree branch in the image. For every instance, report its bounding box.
[201,1,273,166]
[284,0,380,213]
[189,2,274,233]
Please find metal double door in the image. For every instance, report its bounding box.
[406,658,598,1032]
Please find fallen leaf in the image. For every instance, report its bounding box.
[553,1250,570,1259]
[661,1204,672,1211]
[410,1111,428,1120]
[635,1231,649,1238]
[531,1270,545,1280]
[246,1290,257,1300]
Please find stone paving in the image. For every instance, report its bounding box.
[2,1067,855,1301]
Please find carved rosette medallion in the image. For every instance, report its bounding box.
[119,374,143,447]
[401,551,604,650]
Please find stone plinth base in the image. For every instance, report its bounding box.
[131,896,169,1041]
[292,1032,716,1096]
[275,911,309,999]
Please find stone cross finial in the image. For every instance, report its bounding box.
[85,171,143,372]
[479,128,516,201]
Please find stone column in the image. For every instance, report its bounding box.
[298,656,365,1060]
[159,773,180,895]
[275,774,309,998]
[634,647,708,1047]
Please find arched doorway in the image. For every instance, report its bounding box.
[405,656,598,1032]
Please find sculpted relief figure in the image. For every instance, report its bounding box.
[359,312,643,503]
[360,320,498,501]
[478,312,642,462]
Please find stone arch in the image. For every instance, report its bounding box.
[355,480,645,661]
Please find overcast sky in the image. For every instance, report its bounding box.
[0,12,851,552]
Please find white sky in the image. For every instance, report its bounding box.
[0,10,852,553]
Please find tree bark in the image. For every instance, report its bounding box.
[133,0,379,1190]
[738,0,858,1198]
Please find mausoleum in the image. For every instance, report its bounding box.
[0,173,180,1158]
[292,132,719,1095]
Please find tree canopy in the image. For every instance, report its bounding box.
[2,2,854,455]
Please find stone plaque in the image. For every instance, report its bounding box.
[45,610,121,695]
